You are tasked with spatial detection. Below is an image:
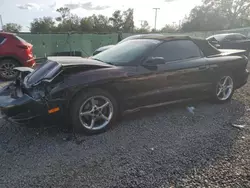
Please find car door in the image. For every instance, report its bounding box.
[136,39,212,104]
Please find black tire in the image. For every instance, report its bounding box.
[0,59,19,81]
[70,89,119,135]
[212,74,235,103]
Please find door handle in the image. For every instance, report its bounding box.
[198,65,209,70]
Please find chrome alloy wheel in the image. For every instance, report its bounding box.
[216,76,234,101]
[79,96,114,130]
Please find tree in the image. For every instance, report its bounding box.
[135,21,150,33]
[109,9,135,32]
[182,6,227,32]
[80,17,94,32]
[203,0,250,28]
[56,7,71,22]
[182,0,250,31]
[122,8,134,32]
[3,23,22,33]
[30,17,56,33]
[92,15,112,33]
[161,24,178,33]
[56,14,81,32]
[109,10,124,32]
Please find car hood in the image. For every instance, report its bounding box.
[21,57,113,88]
[47,56,113,67]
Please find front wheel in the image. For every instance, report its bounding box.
[212,75,234,103]
[70,89,118,135]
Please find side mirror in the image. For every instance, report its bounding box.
[143,57,165,66]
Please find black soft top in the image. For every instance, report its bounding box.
[192,38,221,56]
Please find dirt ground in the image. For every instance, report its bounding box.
[0,70,250,187]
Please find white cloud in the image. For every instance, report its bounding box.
[165,0,179,2]
[81,2,110,10]
[63,2,110,10]
[16,3,41,10]
[49,2,57,9]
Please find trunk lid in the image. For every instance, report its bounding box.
[208,49,248,58]
[219,49,248,56]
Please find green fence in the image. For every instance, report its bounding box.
[18,33,119,58]
[18,27,250,58]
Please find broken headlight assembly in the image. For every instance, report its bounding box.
[27,85,46,100]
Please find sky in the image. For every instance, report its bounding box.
[0,0,202,31]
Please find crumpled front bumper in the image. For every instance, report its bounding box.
[0,83,55,125]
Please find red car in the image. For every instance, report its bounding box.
[0,32,36,80]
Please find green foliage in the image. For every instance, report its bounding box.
[30,17,56,33]
[134,21,150,33]
[161,24,179,33]
[3,23,22,33]
[25,1,250,33]
[29,7,135,33]
[182,0,250,32]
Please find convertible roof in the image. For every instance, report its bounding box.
[133,34,191,41]
[132,34,220,56]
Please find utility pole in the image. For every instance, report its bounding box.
[0,15,3,31]
[153,8,160,30]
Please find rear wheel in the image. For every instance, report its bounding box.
[213,75,234,103]
[0,59,19,80]
[70,89,118,134]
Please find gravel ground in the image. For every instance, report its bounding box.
[0,77,250,187]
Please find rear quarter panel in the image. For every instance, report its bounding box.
[206,55,248,86]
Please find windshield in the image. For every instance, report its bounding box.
[92,39,160,65]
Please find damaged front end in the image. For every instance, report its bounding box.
[0,61,66,126]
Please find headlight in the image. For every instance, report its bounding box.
[29,86,45,100]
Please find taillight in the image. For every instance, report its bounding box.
[17,44,29,49]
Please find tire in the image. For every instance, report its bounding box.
[212,74,234,103]
[0,59,19,81]
[70,89,119,135]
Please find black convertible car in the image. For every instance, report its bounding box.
[207,33,250,55]
[0,35,249,134]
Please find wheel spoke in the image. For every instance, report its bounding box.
[90,97,95,107]
[80,111,92,116]
[89,118,96,129]
[226,85,233,89]
[223,77,229,86]
[222,90,227,98]
[99,102,109,110]
[100,114,109,121]
[217,88,223,96]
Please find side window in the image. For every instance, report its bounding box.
[0,36,6,45]
[235,34,246,40]
[225,35,245,41]
[150,40,202,62]
[225,36,233,41]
